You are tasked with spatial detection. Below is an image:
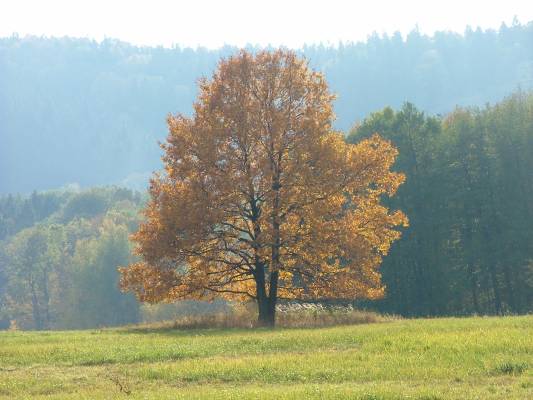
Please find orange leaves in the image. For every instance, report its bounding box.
[119,50,407,306]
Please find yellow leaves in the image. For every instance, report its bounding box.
[119,49,407,306]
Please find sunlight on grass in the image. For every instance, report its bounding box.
[0,316,531,399]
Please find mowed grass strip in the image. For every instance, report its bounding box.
[0,316,531,399]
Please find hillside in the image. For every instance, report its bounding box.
[1,22,532,193]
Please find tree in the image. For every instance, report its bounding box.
[60,218,139,329]
[348,104,444,316]
[3,226,59,329]
[0,187,144,330]
[119,50,407,326]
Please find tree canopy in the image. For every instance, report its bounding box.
[119,50,406,326]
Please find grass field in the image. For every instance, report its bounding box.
[0,316,531,399]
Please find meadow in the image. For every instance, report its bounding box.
[0,316,531,399]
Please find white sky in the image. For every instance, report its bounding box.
[1,0,532,48]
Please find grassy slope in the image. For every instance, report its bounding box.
[0,316,531,399]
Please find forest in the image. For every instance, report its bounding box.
[1,21,532,194]
[0,90,531,329]
[349,92,532,316]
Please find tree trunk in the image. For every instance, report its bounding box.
[29,276,42,330]
[267,271,278,326]
[468,263,481,315]
[465,224,481,314]
[259,140,282,327]
[41,268,50,330]
[502,264,517,313]
[254,261,273,327]
[257,295,276,327]
[488,262,502,315]
[257,296,271,326]
[255,270,278,327]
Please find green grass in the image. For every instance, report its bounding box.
[0,316,531,399]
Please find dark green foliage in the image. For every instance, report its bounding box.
[348,103,445,315]
[348,92,533,316]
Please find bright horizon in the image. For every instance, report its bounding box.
[1,0,533,49]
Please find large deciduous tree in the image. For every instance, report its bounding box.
[119,50,407,326]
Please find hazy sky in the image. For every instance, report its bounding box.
[1,0,532,48]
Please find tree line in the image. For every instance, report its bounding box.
[0,91,531,329]
[2,21,532,193]
[349,91,532,316]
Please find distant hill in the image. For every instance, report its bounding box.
[1,22,532,193]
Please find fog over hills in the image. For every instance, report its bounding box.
[1,22,532,194]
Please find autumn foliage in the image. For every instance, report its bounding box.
[119,50,407,326]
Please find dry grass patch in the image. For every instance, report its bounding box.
[134,303,394,330]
